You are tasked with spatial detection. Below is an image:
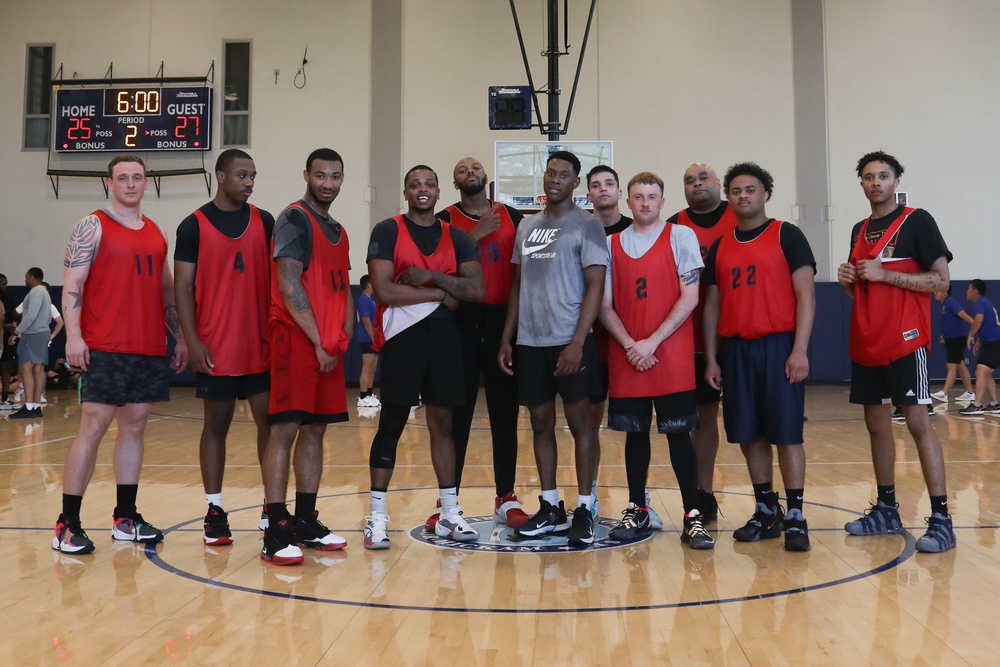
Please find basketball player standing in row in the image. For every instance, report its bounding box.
[584,166,634,523]
[260,148,353,565]
[838,150,956,553]
[175,149,274,546]
[500,151,608,547]
[53,155,188,554]
[599,171,714,549]
[436,157,528,528]
[668,163,738,523]
[704,162,816,552]
[363,165,485,549]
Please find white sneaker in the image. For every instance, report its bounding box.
[957,391,976,402]
[435,505,478,542]
[363,394,381,408]
[40,394,47,404]
[0,400,16,410]
[364,512,390,550]
[14,387,24,403]
[930,391,948,402]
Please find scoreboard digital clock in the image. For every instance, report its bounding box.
[53,86,212,152]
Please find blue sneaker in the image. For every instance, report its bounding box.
[914,513,957,553]
[844,500,903,536]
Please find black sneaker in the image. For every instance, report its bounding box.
[293,510,347,550]
[514,497,570,538]
[698,490,720,524]
[784,509,811,551]
[261,518,304,565]
[733,501,784,542]
[203,504,233,546]
[891,407,905,421]
[112,511,164,543]
[567,506,595,547]
[609,504,651,541]
[52,514,95,554]
[682,509,716,550]
[8,406,39,420]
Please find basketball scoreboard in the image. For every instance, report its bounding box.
[53,86,212,152]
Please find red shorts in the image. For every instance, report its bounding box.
[268,320,348,424]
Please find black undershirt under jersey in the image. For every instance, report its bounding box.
[846,205,951,269]
[702,219,816,286]
[174,202,275,264]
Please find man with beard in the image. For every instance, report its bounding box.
[433,157,528,529]
[175,149,275,546]
[260,148,353,565]
[667,163,738,523]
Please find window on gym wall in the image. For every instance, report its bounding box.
[222,41,251,146]
[24,44,54,150]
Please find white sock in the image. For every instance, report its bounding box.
[541,488,559,507]
[370,490,387,515]
[27,403,39,410]
[206,493,223,508]
[577,494,595,511]
[439,487,458,509]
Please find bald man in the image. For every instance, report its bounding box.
[667,163,738,523]
[435,157,528,529]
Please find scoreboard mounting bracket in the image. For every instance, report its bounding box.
[45,64,215,199]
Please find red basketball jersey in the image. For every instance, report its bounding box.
[608,226,695,397]
[269,203,351,355]
[675,204,738,352]
[373,216,458,349]
[848,207,929,365]
[81,210,167,356]
[715,220,796,339]
[443,203,515,305]
[193,205,270,376]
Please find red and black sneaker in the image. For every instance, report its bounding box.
[203,504,233,546]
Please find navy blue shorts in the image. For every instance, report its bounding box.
[720,332,804,445]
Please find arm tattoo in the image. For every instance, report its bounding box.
[278,258,312,312]
[164,304,182,336]
[681,268,701,286]
[68,291,82,309]
[289,282,311,312]
[64,216,100,268]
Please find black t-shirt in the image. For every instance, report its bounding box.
[703,219,816,286]
[847,206,951,269]
[272,200,347,272]
[174,202,275,263]
[602,214,632,237]
[367,215,476,264]
[436,201,525,228]
[667,202,730,228]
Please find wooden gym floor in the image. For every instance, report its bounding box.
[1,385,998,666]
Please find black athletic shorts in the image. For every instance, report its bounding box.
[195,371,270,400]
[978,339,1000,370]
[944,337,967,365]
[359,342,375,355]
[589,361,609,404]
[516,335,601,407]
[379,316,464,407]
[81,350,170,406]
[608,390,699,434]
[694,352,722,405]
[849,347,931,406]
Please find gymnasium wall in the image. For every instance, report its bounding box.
[2,1,998,383]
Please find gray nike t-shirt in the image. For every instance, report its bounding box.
[512,206,609,346]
